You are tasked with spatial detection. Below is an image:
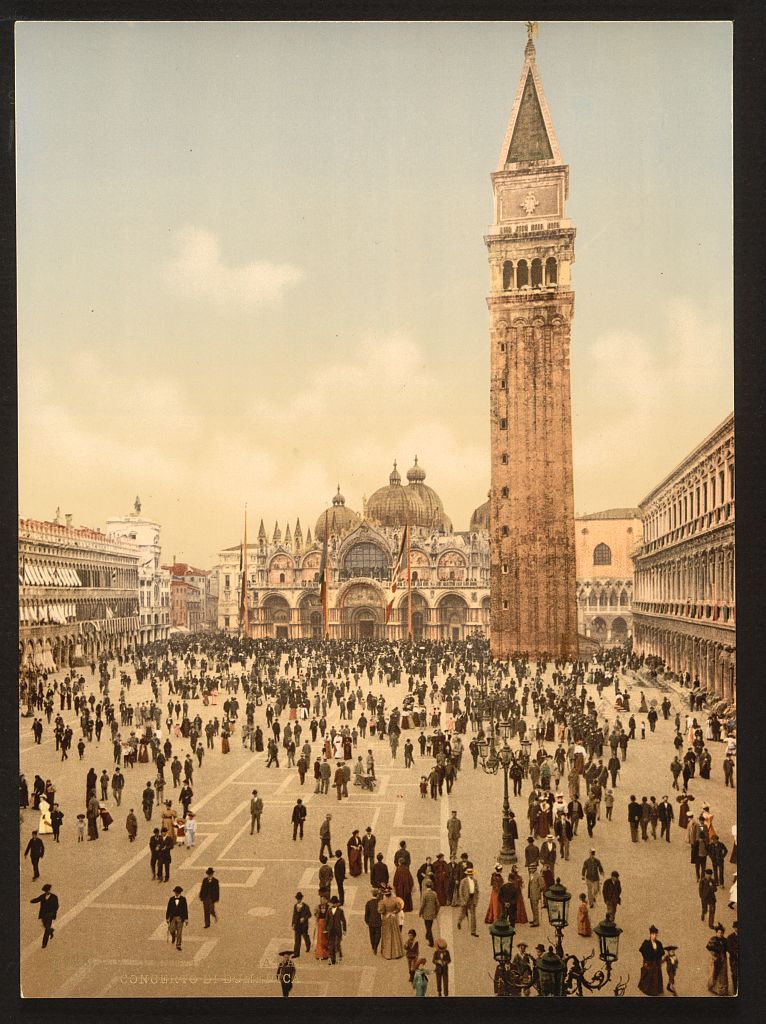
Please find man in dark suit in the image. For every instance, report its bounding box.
[602,871,622,920]
[370,853,389,890]
[364,888,382,953]
[166,886,188,950]
[657,796,674,842]
[199,867,220,928]
[361,827,376,873]
[334,850,346,905]
[291,892,312,956]
[325,896,347,964]
[30,884,58,948]
[627,795,642,842]
[24,831,45,879]
[157,828,173,883]
[291,799,307,841]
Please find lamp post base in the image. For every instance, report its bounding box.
[498,847,517,865]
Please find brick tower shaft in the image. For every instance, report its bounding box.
[487,34,578,660]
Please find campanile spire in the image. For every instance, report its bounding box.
[487,27,578,660]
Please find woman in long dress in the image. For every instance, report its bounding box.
[394,862,414,912]
[509,867,528,924]
[37,797,53,835]
[161,802,177,846]
[221,729,230,754]
[706,927,729,995]
[638,928,665,995]
[314,899,331,960]
[432,855,449,906]
[378,889,405,959]
[347,832,363,877]
[484,868,504,924]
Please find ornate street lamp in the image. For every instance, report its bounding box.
[594,915,622,969]
[543,878,571,955]
[521,735,532,774]
[539,880,623,996]
[478,715,517,864]
[489,917,515,963]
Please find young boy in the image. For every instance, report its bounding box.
[419,777,428,799]
[76,813,86,842]
[663,944,679,994]
[51,804,64,843]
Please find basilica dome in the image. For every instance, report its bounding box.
[315,486,360,542]
[470,491,491,532]
[367,458,452,532]
[366,462,420,529]
[405,457,452,532]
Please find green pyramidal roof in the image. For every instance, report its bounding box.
[506,71,553,163]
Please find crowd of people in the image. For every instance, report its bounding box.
[20,632,737,997]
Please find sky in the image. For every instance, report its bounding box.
[16,20,733,568]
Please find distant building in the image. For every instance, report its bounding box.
[19,512,140,670]
[632,414,735,703]
[163,562,212,631]
[575,509,643,645]
[107,496,171,646]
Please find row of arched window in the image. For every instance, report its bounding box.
[502,257,557,290]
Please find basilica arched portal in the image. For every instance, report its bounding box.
[339,582,386,640]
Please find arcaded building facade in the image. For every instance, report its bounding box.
[19,516,141,670]
[632,414,735,703]
[486,32,578,660]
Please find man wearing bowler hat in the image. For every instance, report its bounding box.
[199,867,219,928]
[291,892,312,956]
[30,884,58,948]
[165,886,188,950]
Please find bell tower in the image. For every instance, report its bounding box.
[487,28,578,660]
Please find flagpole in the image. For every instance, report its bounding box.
[406,521,412,642]
[242,504,248,639]
[322,509,329,640]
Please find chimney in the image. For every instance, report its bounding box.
[65,514,73,527]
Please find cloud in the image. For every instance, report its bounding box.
[572,297,733,511]
[163,226,303,308]
[19,333,489,564]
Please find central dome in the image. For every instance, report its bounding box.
[367,458,452,532]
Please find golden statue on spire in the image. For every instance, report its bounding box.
[525,21,539,41]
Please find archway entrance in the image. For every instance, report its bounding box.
[437,594,468,641]
[357,616,375,639]
[611,617,628,643]
[340,583,385,640]
[263,595,291,639]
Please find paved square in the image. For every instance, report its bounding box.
[20,647,736,998]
